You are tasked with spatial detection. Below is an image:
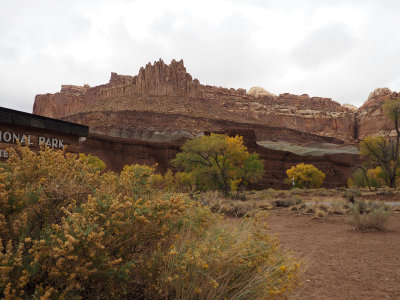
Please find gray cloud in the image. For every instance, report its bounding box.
[147,12,286,89]
[1,0,400,112]
[291,22,355,68]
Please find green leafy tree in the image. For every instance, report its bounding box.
[78,153,106,172]
[349,166,386,189]
[174,171,197,198]
[359,97,400,188]
[286,163,326,189]
[172,134,264,196]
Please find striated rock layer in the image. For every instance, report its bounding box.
[33,59,357,143]
[32,59,399,187]
[78,130,360,189]
[356,88,400,139]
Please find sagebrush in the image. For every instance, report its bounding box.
[349,199,392,231]
[0,146,300,299]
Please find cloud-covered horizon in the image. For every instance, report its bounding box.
[1,0,400,112]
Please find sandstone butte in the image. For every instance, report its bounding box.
[31,59,399,188]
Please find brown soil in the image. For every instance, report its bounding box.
[266,209,400,300]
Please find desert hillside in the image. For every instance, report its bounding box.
[32,59,400,188]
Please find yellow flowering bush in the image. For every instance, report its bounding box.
[0,146,300,299]
[157,212,300,299]
[286,163,326,189]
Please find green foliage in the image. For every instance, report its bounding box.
[163,169,175,192]
[273,198,302,208]
[360,135,399,188]
[343,188,361,203]
[172,134,264,196]
[350,169,368,188]
[119,164,155,199]
[149,173,164,191]
[383,97,400,121]
[0,146,300,299]
[350,167,386,188]
[174,171,197,198]
[359,98,400,188]
[78,153,106,172]
[286,163,326,189]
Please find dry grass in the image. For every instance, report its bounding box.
[349,200,392,231]
[199,188,399,223]
[0,147,301,299]
[198,191,273,217]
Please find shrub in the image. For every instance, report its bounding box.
[313,188,331,197]
[198,191,225,213]
[376,189,394,196]
[174,171,197,198]
[273,198,302,208]
[0,146,101,244]
[78,153,107,172]
[286,163,326,189]
[157,214,300,298]
[118,164,156,199]
[349,200,392,231]
[172,134,264,196]
[0,146,300,299]
[350,167,386,188]
[290,188,306,195]
[150,173,165,190]
[343,188,361,203]
[163,169,176,192]
[315,208,327,218]
[198,191,274,217]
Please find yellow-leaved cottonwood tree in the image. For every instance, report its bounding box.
[360,97,400,188]
[286,163,326,189]
[172,133,264,196]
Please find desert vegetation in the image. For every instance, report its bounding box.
[355,97,400,188]
[193,186,397,231]
[1,135,399,299]
[348,199,392,231]
[172,133,264,197]
[285,163,326,189]
[0,146,300,299]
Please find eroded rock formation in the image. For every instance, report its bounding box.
[356,88,400,139]
[34,58,394,187]
[247,86,276,98]
[79,130,360,189]
[33,59,359,143]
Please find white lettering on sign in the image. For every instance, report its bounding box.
[0,131,65,149]
[21,134,32,145]
[0,150,9,158]
[3,132,11,142]
[12,133,19,143]
[38,137,64,149]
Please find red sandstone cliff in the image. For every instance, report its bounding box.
[32,59,373,188]
[34,59,204,119]
[33,59,359,143]
[356,88,400,139]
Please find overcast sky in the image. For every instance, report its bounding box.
[1,0,400,112]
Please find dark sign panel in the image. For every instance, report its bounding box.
[0,107,88,160]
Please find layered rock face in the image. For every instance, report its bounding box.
[32,58,374,188]
[356,88,399,139]
[33,59,357,143]
[79,130,360,189]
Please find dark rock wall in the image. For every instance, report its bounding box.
[79,131,360,189]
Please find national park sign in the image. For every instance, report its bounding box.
[0,107,88,160]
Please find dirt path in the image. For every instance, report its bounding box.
[266,209,400,300]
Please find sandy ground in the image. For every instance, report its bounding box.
[266,209,400,300]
